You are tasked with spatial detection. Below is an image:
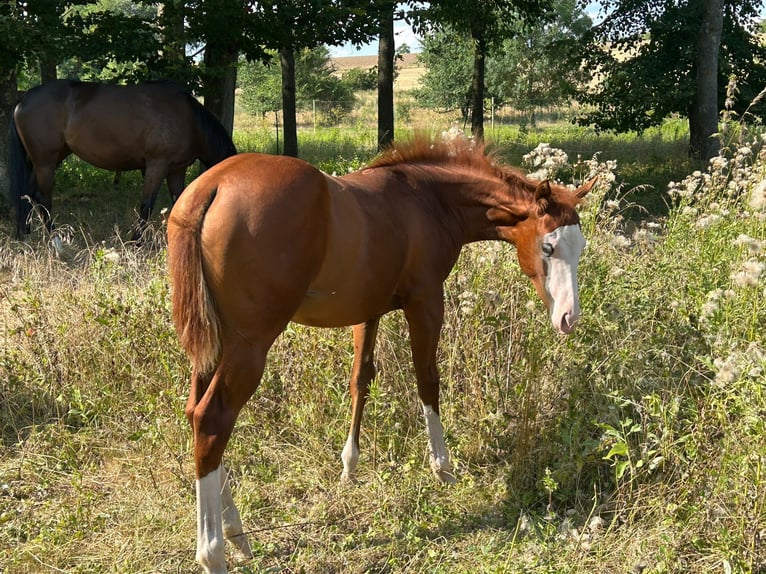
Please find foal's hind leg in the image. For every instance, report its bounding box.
[341,318,380,482]
[187,343,269,574]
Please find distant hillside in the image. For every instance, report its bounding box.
[330,52,424,92]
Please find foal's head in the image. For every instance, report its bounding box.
[502,174,595,334]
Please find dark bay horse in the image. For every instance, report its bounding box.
[9,79,236,237]
[167,136,595,573]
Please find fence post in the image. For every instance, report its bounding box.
[274,110,280,155]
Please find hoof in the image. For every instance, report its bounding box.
[340,471,358,484]
[432,468,457,484]
[226,533,253,560]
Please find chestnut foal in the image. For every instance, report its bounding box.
[167,137,594,573]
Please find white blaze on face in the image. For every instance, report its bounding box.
[542,224,586,334]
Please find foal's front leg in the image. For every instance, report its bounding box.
[403,294,456,484]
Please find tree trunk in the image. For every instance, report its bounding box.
[40,59,57,83]
[377,3,395,151]
[690,0,724,161]
[280,46,298,157]
[220,65,236,137]
[203,43,238,135]
[159,0,186,78]
[0,69,17,216]
[470,35,486,141]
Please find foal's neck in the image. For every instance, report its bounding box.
[433,169,535,245]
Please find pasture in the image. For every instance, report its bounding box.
[0,117,764,573]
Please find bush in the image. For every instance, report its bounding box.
[342,67,378,91]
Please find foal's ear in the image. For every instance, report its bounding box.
[534,180,552,215]
[575,177,598,199]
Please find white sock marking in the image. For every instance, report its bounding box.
[196,466,227,574]
[340,434,359,482]
[422,405,454,481]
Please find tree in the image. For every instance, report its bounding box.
[62,4,164,82]
[410,0,552,140]
[247,1,383,157]
[415,0,590,126]
[187,0,268,132]
[693,0,724,161]
[378,2,395,149]
[487,0,591,123]
[576,0,766,162]
[413,29,474,122]
[238,47,355,123]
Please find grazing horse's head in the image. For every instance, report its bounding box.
[504,176,595,334]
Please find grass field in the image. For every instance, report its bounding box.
[0,113,764,573]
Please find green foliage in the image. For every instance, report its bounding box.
[237,56,283,116]
[487,0,591,116]
[238,47,356,122]
[576,0,766,132]
[61,8,163,82]
[415,0,591,122]
[412,29,474,119]
[342,66,378,91]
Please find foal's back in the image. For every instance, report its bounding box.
[176,152,462,333]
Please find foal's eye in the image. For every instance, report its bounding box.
[542,242,554,257]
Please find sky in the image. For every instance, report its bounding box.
[329,20,422,57]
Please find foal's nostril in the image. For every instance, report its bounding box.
[560,312,578,334]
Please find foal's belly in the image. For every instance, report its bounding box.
[291,283,400,328]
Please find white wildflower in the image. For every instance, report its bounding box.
[102,248,121,264]
[734,234,764,255]
[732,260,765,287]
[709,156,728,171]
[737,146,753,158]
[441,127,468,143]
[588,516,605,533]
[633,228,658,246]
[695,214,722,229]
[681,206,698,217]
[701,300,719,320]
[714,355,740,386]
[609,234,631,249]
[522,143,569,179]
[458,291,477,316]
[700,289,724,321]
[749,180,766,211]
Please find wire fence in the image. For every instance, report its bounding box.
[234,93,691,167]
